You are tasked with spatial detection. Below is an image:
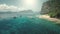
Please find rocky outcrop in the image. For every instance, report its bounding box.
[40,1,50,14]
[40,0,60,18]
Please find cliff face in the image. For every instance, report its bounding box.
[40,1,50,14]
[41,0,60,18]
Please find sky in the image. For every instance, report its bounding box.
[0,0,48,12]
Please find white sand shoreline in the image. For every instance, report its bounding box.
[36,15,60,24]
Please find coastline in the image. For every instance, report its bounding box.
[36,15,60,24]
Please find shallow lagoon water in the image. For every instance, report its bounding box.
[0,16,60,34]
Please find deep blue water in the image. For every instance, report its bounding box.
[0,16,60,34]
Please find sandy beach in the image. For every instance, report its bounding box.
[36,15,60,24]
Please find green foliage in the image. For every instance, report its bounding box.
[47,0,60,18]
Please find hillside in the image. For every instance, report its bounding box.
[40,0,60,18]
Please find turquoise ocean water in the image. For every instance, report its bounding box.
[0,16,60,34]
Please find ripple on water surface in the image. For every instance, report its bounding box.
[0,17,60,34]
